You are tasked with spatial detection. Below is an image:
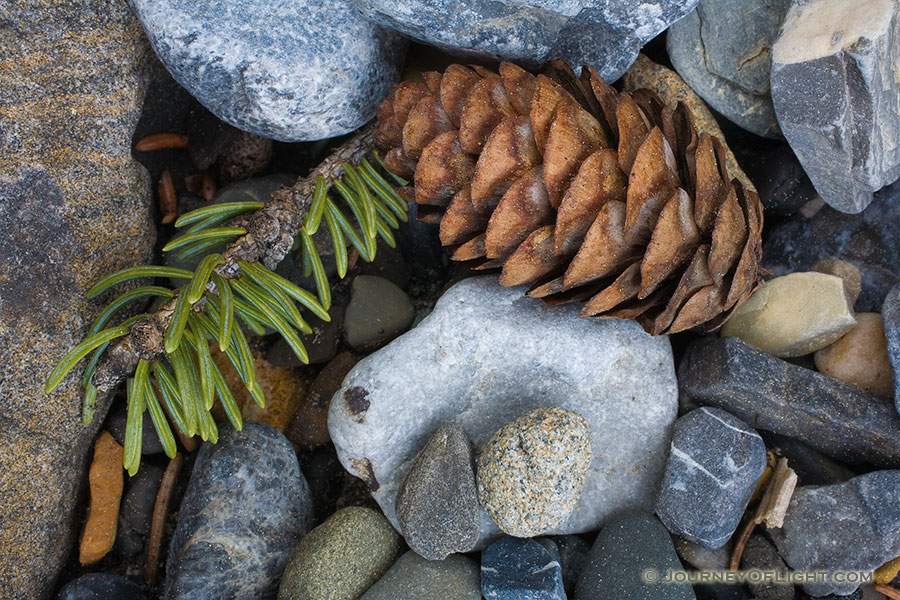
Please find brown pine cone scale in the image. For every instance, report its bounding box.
[374,60,765,335]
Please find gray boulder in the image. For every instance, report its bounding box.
[352,0,700,82]
[329,276,678,547]
[131,0,407,141]
[770,0,900,213]
[668,0,789,138]
[164,423,314,599]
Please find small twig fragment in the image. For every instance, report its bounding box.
[875,584,900,600]
[145,452,184,584]
[135,133,189,152]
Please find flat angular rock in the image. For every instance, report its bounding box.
[656,408,766,549]
[329,276,678,547]
[884,284,900,413]
[131,0,407,141]
[763,180,900,312]
[721,272,857,358]
[0,3,154,597]
[770,0,900,213]
[769,470,900,596]
[482,537,565,600]
[679,336,900,467]
[361,551,481,600]
[352,0,699,82]
[396,423,479,560]
[667,0,789,138]
[575,512,696,600]
[164,423,313,600]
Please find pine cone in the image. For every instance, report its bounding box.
[374,60,764,335]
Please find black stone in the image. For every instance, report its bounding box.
[759,432,857,486]
[57,574,147,600]
[482,536,566,600]
[549,534,591,593]
[106,401,164,456]
[740,535,794,600]
[678,336,900,467]
[744,145,817,216]
[116,463,165,558]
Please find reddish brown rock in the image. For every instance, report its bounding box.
[79,432,125,565]
[287,352,361,447]
[814,313,894,397]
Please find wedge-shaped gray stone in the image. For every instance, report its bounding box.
[679,336,900,467]
[396,423,479,560]
[329,276,678,547]
[656,408,766,549]
[770,470,900,596]
[770,0,900,213]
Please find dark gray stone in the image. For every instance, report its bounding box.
[352,0,699,82]
[770,0,900,213]
[361,551,481,600]
[744,145,818,216]
[740,535,795,600]
[667,0,789,138]
[116,463,166,558]
[131,0,407,142]
[759,432,857,486]
[164,422,313,600]
[575,512,696,600]
[550,535,591,593]
[268,306,344,367]
[656,408,766,549]
[679,336,900,467]
[883,284,900,414]
[58,574,148,600]
[343,275,415,351]
[482,537,565,600]
[358,243,410,291]
[107,401,165,455]
[395,423,479,560]
[763,180,900,312]
[769,470,900,596]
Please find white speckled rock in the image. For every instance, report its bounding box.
[328,276,678,547]
[130,0,407,141]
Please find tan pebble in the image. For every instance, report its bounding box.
[79,431,124,565]
[814,313,894,397]
[812,259,862,307]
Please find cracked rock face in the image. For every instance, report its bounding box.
[329,276,678,547]
[770,0,900,213]
[352,0,700,82]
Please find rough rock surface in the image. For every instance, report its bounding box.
[667,0,789,138]
[395,423,479,560]
[770,0,900,213]
[164,423,313,599]
[329,277,678,547]
[353,0,699,82]
[679,336,900,467]
[131,0,407,141]
[361,551,481,600]
[770,470,900,596]
[0,3,154,597]
[884,284,900,414]
[763,180,900,312]
[655,408,766,549]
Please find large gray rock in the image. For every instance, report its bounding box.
[763,179,900,312]
[679,336,900,467]
[884,284,900,414]
[770,470,900,596]
[0,3,154,598]
[164,423,314,600]
[770,0,900,213]
[329,276,678,547]
[352,0,699,82]
[667,0,789,138]
[655,408,766,549]
[131,0,407,142]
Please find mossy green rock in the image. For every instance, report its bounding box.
[278,507,401,600]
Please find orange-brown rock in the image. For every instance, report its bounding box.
[287,352,361,447]
[814,313,894,397]
[79,432,125,565]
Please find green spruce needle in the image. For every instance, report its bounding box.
[46,325,131,393]
[164,288,192,354]
[300,231,331,311]
[162,227,246,253]
[187,253,225,303]
[174,201,264,228]
[87,266,192,299]
[303,176,329,235]
[211,273,234,351]
[239,261,329,321]
[142,376,177,459]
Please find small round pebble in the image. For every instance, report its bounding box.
[814,313,894,397]
[477,407,592,537]
[277,507,401,600]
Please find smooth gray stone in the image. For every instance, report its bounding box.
[396,423,479,560]
[116,463,166,558]
[58,574,148,600]
[343,275,415,352]
[769,470,900,596]
[770,0,900,213]
[482,537,565,600]
[362,551,481,600]
[575,512,696,600]
[131,0,407,141]
[656,408,766,549]
[329,276,678,547]
[679,336,900,467]
[883,284,900,414]
[352,0,699,82]
[164,423,313,600]
[763,180,900,313]
[667,0,789,138]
